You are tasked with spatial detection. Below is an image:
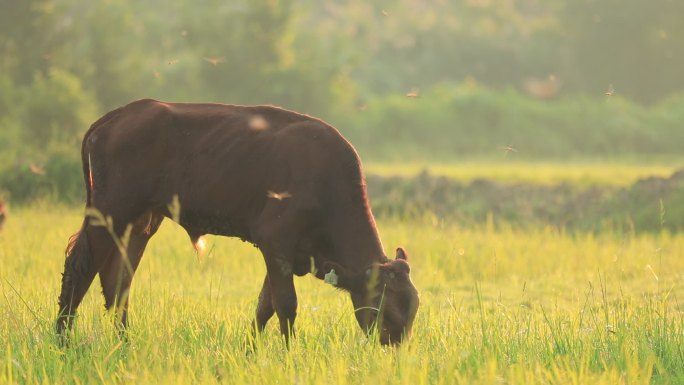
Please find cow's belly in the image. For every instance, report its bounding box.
[175,205,254,243]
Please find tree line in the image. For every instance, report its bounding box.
[1,0,683,202]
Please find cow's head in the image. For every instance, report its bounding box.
[327,247,419,345]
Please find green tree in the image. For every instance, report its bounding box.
[20,68,97,149]
[562,0,684,103]
[54,0,157,110]
[171,0,336,113]
[0,0,58,85]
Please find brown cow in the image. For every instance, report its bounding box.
[56,99,419,345]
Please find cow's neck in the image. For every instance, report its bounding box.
[324,198,386,272]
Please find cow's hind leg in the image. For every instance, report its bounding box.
[56,194,149,343]
[56,221,117,339]
[99,211,163,335]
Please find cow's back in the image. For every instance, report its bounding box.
[85,99,363,240]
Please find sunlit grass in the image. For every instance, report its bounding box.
[1,204,683,384]
[365,162,682,186]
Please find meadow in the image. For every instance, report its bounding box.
[3,1,684,383]
[365,162,682,187]
[1,192,683,385]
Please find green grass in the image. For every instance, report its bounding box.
[1,204,683,384]
[365,162,682,187]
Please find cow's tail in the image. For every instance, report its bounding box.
[64,107,123,257]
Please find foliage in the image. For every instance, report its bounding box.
[300,0,684,104]
[0,145,82,203]
[562,0,684,103]
[333,83,684,161]
[20,69,98,149]
[2,0,684,111]
[2,0,684,204]
[367,167,684,233]
[0,69,94,204]
[0,69,96,150]
[0,0,56,86]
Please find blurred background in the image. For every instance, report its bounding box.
[1,0,683,231]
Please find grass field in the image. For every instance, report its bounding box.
[1,201,683,384]
[365,162,682,186]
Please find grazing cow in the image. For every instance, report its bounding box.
[56,99,419,345]
[0,201,5,231]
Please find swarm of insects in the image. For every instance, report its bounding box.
[502,145,518,155]
[605,84,615,96]
[406,88,420,98]
[203,56,224,66]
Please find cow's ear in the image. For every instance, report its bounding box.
[395,247,408,261]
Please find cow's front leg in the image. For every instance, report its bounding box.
[253,274,275,333]
[253,196,315,344]
[263,254,298,343]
